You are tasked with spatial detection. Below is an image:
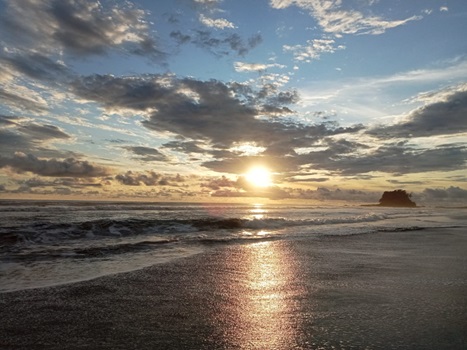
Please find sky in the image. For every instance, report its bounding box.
[0,0,466,205]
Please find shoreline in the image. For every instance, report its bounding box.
[1,227,466,349]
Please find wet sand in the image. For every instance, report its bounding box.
[1,227,467,349]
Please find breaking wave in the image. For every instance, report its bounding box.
[1,213,388,247]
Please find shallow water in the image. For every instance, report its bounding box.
[1,227,466,349]
[1,200,466,292]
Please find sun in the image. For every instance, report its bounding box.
[245,166,273,187]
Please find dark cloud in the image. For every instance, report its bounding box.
[71,72,466,178]
[193,31,263,56]
[71,74,175,112]
[285,176,330,183]
[369,88,467,138]
[209,183,379,202]
[419,186,467,204]
[171,30,262,57]
[0,52,71,82]
[124,146,169,162]
[0,90,47,113]
[281,187,379,202]
[202,138,466,178]
[17,123,70,141]
[0,0,165,61]
[0,153,110,177]
[170,31,192,44]
[386,179,424,185]
[0,115,19,126]
[297,142,467,176]
[12,177,103,193]
[115,171,185,186]
[202,136,369,175]
[201,176,237,190]
[72,74,362,153]
[0,118,71,157]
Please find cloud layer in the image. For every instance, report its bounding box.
[0,0,465,203]
[270,0,421,35]
[0,152,110,177]
[1,0,164,60]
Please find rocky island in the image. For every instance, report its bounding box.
[378,189,416,207]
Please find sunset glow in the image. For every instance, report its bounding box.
[246,167,273,188]
[0,0,465,205]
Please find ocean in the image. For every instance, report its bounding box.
[1,200,466,293]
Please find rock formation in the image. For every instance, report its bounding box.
[378,189,416,207]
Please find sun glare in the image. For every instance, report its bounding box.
[246,167,272,187]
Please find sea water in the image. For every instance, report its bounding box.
[1,200,466,292]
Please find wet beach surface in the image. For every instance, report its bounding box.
[1,228,466,349]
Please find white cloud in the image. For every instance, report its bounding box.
[283,39,345,62]
[199,14,236,29]
[258,73,291,87]
[440,6,449,12]
[194,0,221,4]
[298,59,467,125]
[270,0,421,35]
[407,83,467,105]
[234,62,286,72]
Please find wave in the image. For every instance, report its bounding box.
[0,213,389,246]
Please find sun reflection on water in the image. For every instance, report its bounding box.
[219,241,298,349]
[249,206,267,220]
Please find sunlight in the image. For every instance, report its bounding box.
[245,166,272,187]
[229,241,297,348]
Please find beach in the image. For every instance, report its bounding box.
[1,226,466,350]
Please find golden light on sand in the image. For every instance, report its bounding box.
[245,166,272,187]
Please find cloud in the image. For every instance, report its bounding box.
[115,171,185,186]
[162,140,209,155]
[171,29,262,57]
[303,142,467,176]
[71,74,333,150]
[203,137,466,178]
[209,181,380,202]
[192,31,263,56]
[11,177,103,194]
[269,0,421,35]
[0,115,19,126]
[386,179,424,186]
[283,39,345,62]
[201,175,237,190]
[0,52,71,82]
[70,72,463,179]
[124,146,170,162]
[0,152,110,177]
[68,71,467,179]
[170,31,192,45]
[193,0,221,5]
[234,62,287,72]
[199,14,236,29]
[0,0,165,61]
[369,86,467,138]
[420,186,467,204]
[0,117,72,157]
[17,123,71,141]
[0,90,48,113]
